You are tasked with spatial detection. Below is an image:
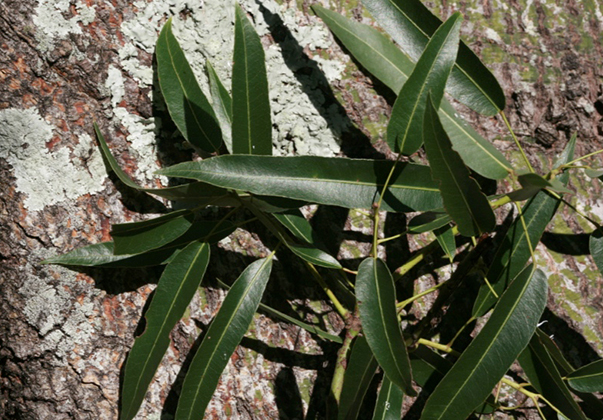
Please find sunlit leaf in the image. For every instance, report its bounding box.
[94,123,235,205]
[338,335,379,420]
[158,155,442,212]
[408,211,451,233]
[421,267,547,420]
[423,97,496,237]
[472,136,576,317]
[273,209,319,245]
[176,256,273,419]
[589,228,603,276]
[232,4,272,155]
[121,241,210,420]
[313,7,510,179]
[362,0,505,115]
[434,225,456,261]
[357,258,415,395]
[206,60,233,153]
[519,331,589,420]
[156,19,222,152]
[111,210,194,255]
[372,375,403,420]
[568,359,603,393]
[387,13,461,155]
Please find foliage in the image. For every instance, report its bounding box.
[44,1,603,419]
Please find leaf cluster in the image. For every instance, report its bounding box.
[44,1,603,419]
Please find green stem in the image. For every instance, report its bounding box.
[501,111,534,173]
[306,262,350,319]
[397,281,447,310]
[330,316,361,407]
[562,147,603,167]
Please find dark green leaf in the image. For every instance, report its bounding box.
[313,8,510,179]
[94,124,235,205]
[176,256,274,419]
[206,60,233,153]
[121,242,210,420]
[338,335,379,420]
[590,229,603,276]
[232,4,272,155]
[157,155,442,212]
[568,359,603,393]
[156,19,222,152]
[408,211,451,233]
[41,242,174,267]
[372,375,403,420]
[273,209,319,245]
[111,210,194,255]
[362,0,505,115]
[357,258,415,395]
[472,136,576,317]
[421,267,548,420]
[508,173,572,202]
[519,332,589,420]
[387,13,461,155]
[287,242,342,269]
[423,97,496,237]
[434,225,456,261]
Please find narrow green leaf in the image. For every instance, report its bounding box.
[176,256,274,419]
[568,359,603,393]
[408,211,451,233]
[206,60,233,153]
[313,7,510,179]
[273,209,318,245]
[508,173,572,202]
[372,375,403,420]
[434,225,456,261]
[387,13,461,155]
[423,97,496,237]
[357,258,415,395]
[158,155,442,212]
[472,137,576,317]
[519,332,589,420]
[362,0,505,115]
[421,266,548,420]
[590,229,603,276]
[287,242,342,269]
[94,124,235,205]
[338,335,379,420]
[156,19,222,152]
[121,242,210,420]
[111,211,194,255]
[214,278,342,343]
[232,4,272,155]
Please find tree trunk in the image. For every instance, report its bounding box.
[1,0,601,419]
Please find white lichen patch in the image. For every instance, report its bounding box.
[114,0,344,157]
[33,0,96,52]
[0,108,106,211]
[17,249,101,360]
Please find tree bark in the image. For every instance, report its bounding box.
[1,0,601,419]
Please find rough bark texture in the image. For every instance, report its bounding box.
[0,0,602,419]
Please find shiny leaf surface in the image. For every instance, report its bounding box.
[158,155,442,212]
[206,60,233,153]
[372,375,403,420]
[357,258,415,395]
[121,242,210,420]
[568,359,603,393]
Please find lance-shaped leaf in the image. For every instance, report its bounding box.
[362,0,505,115]
[372,375,404,420]
[434,225,456,261]
[408,211,452,233]
[94,124,235,205]
[313,8,510,179]
[568,359,603,393]
[423,97,496,237]
[120,241,210,420]
[232,4,272,155]
[519,333,589,420]
[111,210,194,255]
[338,335,379,420]
[421,267,548,420]
[273,209,320,245]
[357,258,415,395]
[158,155,442,212]
[206,60,233,153]
[472,136,576,317]
[156,19,222,153]
[387,13,461,155]
[590,228,603,276]
[176,256,274,419]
